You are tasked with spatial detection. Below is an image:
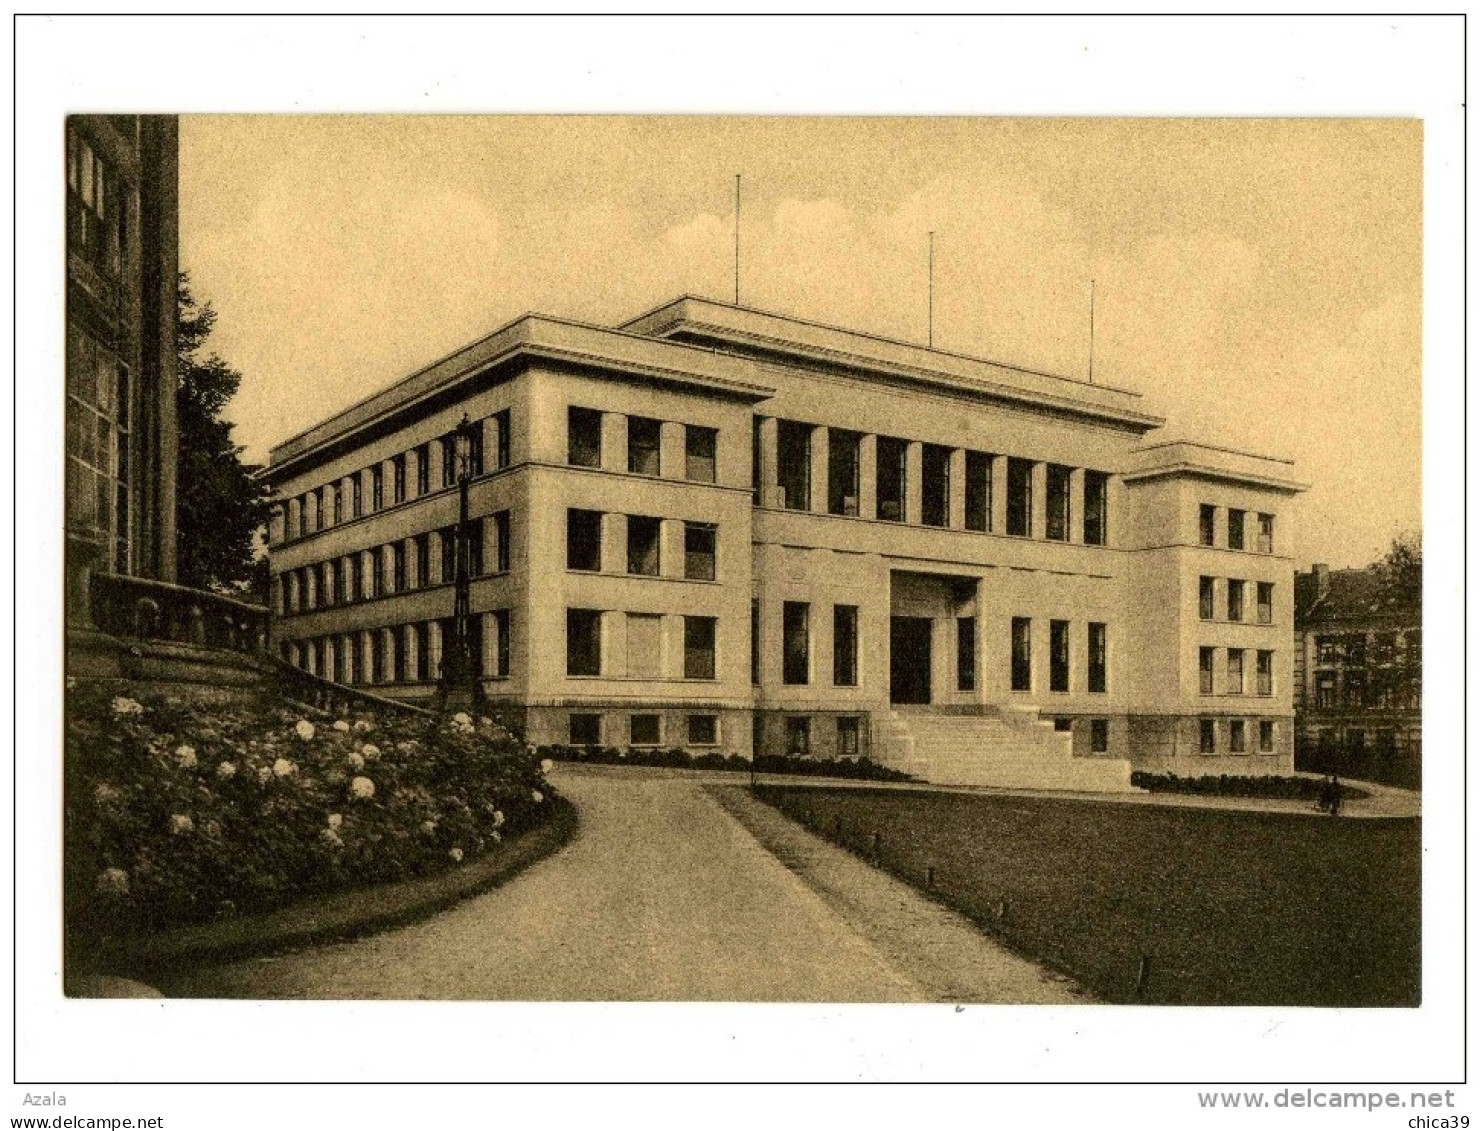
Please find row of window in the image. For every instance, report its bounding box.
[66,322,131,572]
[283,611,513,685]
[1053,716,1111,753]
[1199,718,1279,755]
[568,406,719,482]
[566,610,718,681]
[66,125,125,278]
[567,712,725,749]
[284,410,511,542]
[1199,577,1275,624]
[756,418,1111,545]
[1199,647,1276,697]
[1313,630,1420,667]
[277,512,511,615]
[1199,504,1276,553]
[1009,618,1109,693]
[566,509,717,580]
[1311,669,1420,711]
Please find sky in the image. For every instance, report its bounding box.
[179,115,1421,570]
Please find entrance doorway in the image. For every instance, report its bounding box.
[890,617,932,704]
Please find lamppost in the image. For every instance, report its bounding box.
[438,413,483,713]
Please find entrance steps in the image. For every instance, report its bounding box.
[879,706,1138,793]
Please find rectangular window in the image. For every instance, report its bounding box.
[1200,718,1217,754]
[412,534,429,589]
[1229,719,1247,754]
[346,555,360,603]
[370,632,385,684]
[366,554,381,600]
[569,713,601,746]
[837,716,861,758]
[751,599,761,686]
[921,444,951,527]
[415,443,431,495]
[494,509,511,573]
[1199,504,1216,547]
[626,613,662,679]
[1257,582,1273,625]
[965,451,992,532]
[352,474,363,518]
[392,454,406,504]
[1227,648,1245,695]
[1050,619,1070,692]
[1257,650,1273,696]
[391,628,406,683]
[752,417,763,505]
[568,406,603,468]
[1257,513,1274,554]
[785,716,811,756]
[1083,471,1108,546]
[957,616,976,692]
[439,528,456,584]
[1228,509,1246,551]
[1006,458,1033,536]
[688,715,719,746]
[371,464,384,512]
[331,483,342,525]
[776,420,812,511]
[467,425,484,479]
[1227,579,1245,622]
[441,435,459,488]
[876,436,908,521]
[783,602,810,685]
[1315,671,1337,709]
[628,416,662,476]
[1088,622,1107,693]
[1054,717,1072,732]
[1199,576,1215,621]
[493,409,511,469]
[1090,719,1109,754]
[685,425,717,483]
[684,616,717,680]
[630,714,662,746]
[414,622,430,682]
[834,605,859,687]
[567,509,603,572]
[684,522,716,581]
[1199,646,1215,695]
[1011,617,1032,691]
[1046,464,1071,541]
[827,429,861,516]
[1259,720,1275,753]
[566,609,602,676]
[627,515,661,576]
[392,542,406,593]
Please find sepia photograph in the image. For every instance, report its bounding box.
[19,11,1463,1110]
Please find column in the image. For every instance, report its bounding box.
[405,449,421,501]
[859,434,878,520]
[428,621,444,681]
[481,415,500,473]
[324,637,338,684]
[380,627,397,683]
[660,420,685,480]
[361,631,376,682]
[285,572,298,614]
[990,454,1008,534]
[758,417,778,507]
[359,467,375,515]
[1069,468,1085,544]
[481,612,500,680]
[404,537,419,588]
[808,425,829,514]
[931,617,954,703]
[269,505,285,545]
[341,474,356,517]
[381,458,398,505]
[607,611,629,678]
[601,412,627,474]
[904,441,923,526]
[304,567,318,610]
[403,624,419,683]
[482,519,499,575]
[287,497,301,539]
[660,518,686,579]
[1031,461,1048,540]
[948,448,967,529]
[601,511,624,575]
[381,544,396,595]
[361,549,377,599]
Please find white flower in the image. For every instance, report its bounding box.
[420,820,437,835]
[169,813,195,836]
[319,828,343,848]
[273,758,297,778]
[66,676,77,690]
[217,761,238,779]
[452,712,472,727]
[110,696,144,717]
[257,766,273,784]
[174,745,197,769]
[353,720,373,733]
[479,717,493,728]
[540,758,554,774]
[490,830,502,843]
[294,720,316,741]
[95,867,130,896]
[526,743,539,757]
[333,720,351,732]
[492,810,505,828]
[360,744,380,759]
[326,813,343,830]
[203,820,222,839]
[531,790,544,804]
[350,776,376,800]
[93,783,121,805]
[449,847,464,863]
[347,751,365,771]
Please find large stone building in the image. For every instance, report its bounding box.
[264,297,1305,788]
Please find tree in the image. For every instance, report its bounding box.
[176,273,272,596]
[1375,529,1422,611]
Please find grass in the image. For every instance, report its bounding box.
[1131,772,1370,802]
[754,785,1420,1007]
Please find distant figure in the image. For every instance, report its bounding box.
[1320,773,1343,817]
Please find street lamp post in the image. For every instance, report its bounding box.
[437,413,483,714]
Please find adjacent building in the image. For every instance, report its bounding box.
[1293,563,1421,788]
[264,296,1305,788]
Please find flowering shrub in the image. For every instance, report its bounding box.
[539,743,914,782]
[65,682,555,952]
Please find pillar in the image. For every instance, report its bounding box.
[427,533,443,588]
[285,572,298,614]
[758,417,779,507]
[607,610,630,678]
[359,549,375,599]
[287,497,301,540]
[859,434,878,520]
[381,458,398,506]
[482,415,500,474]
[428,621,444,681]
[482,519,499,576]
[601,511,624,575]
[808,425,829,514]
[904,441,923,526]
[990,454,1008,535]
[381,544,396,595]
[269,505,285,545]
[660,420,685,480]
[380,627,397,683]
[403,624,419,684]
[324,637,338,684]
[358,631,373,682]
[405,448,421,501]
[948,448,967,529]
[1069,468,1085,544]
[602,412,627,474]
[404,537,418,588]
[304,567,318,610]
[1031,461,1048,540]
[660,518,686,579]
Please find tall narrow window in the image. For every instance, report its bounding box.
[413,534,430,589]
[776,420,812,511]
[1199,576,1215,620]
[1090,719,1109,754]
[467,425,484,478]
[392,454,406,504]
[1257,650,1274,696]
[1200,718,1217,754]
[1227,579,1245,622]
[439,528,456,584]
[750,599,761,686]
[837,717,861,758]
[415,443,431,495]
[1083,471,1109,546]
[1046,465,1071,541]
[627,515,661,576]
[467,518,484,577]
[751,417,763,505]
[441,435,458,488]
[567,509,603,572]
[1006,458,1034,536]
[957,616,976,692]
[1049,619,1070,692]
[390,628,406,683]
[922,444,951,527]
[352,474,363,518]
[1257,512,1275,554]
[566,609,602,676]
[1257,582,1274,625]
[568,406,602,468]
[346,555,359,603]
[494,509,511,573]
[965,451,992,532]
[1199,504,1216,547]
[1228,509,1246,551]
[628,416,662,476]
[392,542,406,593]
[371,464,384,512]
[331,483,342,525]
[875,435,908,521]
[685,425,717,483]
[1200,646,1215,694]
[1229,720,1247,754]
[491,609,511,678]
[684,522,716,581]
[684,616,717,680]
[833,605,859,687]
[1227,648,1245,694]
[828,429,861,516]
[1259,720,1275,753]
[1088,622,1107,693]
[1011,617,1032,691]
[786,717,811,756]
[494,409,512,470]
[783,602,810,685]
[416,622,431,682]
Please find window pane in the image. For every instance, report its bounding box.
[627,515,661,576]
[684,616,716,680]
[1049,619,1069,692]
[685,425,717,483]
[1200,504,1216,546]
[1006,458,1033,536]
[783,602,810,685]
[922,444,951,527]
[567,509,603,571]
[965,451,992,532]
[1011,617,1032,691]
[568,406,602,467]
[684,522,716,581]
[1045,464,1070,541]
[1084,471,1108,545]
[631,715,661,746]
[1228,509,1245,550]
[836,717,860,758]
[876,436,907,521]
[776,420,811,510]
[570,714,601,745]
[628,416,661,476]
[1088,622,1107,693]
[688,715,718,745]
[834,605,859,686]
[566,609,602,676]
[956,616,976,691]
[828,429,861,516]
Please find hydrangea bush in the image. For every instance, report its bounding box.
[65,684,554,952]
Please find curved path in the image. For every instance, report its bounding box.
[164,766,1077,1003]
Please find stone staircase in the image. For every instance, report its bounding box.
[879,705,1138,792]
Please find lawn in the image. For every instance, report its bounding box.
[754,785,1420,1007]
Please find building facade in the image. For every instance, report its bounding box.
[265,297,1305,786]
[1293,563,1421,788]
[65,115,180,623]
